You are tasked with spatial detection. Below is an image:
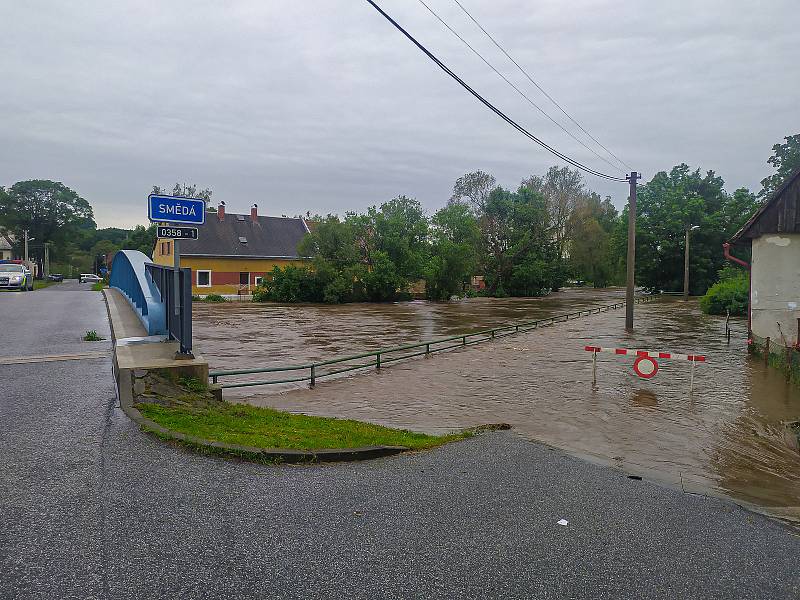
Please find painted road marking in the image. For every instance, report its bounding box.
[0,351,109,365]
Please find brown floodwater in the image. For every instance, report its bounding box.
[193,289,800,518]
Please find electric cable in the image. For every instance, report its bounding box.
[452,0,632,171]
[364,0,628,182]
[416,0,624,175]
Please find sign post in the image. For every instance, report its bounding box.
[585,345,705,393]
[147,194,205,355]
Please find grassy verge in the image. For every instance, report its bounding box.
[91,282,105,291]
[33,280,58,290]
[136,400,468,451]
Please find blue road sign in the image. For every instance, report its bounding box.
[148,195,206,225]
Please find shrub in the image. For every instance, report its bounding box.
[203,294,228,303]
[254,266,323,303]
[699,269,748,316]
[83,330,104,341]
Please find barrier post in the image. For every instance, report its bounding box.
[592,350,597,386]
[310,365,316,388]
[376,353,381,370]
[690,359,695,394]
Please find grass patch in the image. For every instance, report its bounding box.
[33,280,58,290]
[91,282,105,291]
[136,401,468,451]
[83,330,104,341]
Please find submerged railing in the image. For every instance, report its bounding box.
[209,295,657,390]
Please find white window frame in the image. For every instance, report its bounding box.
[254,276,263,287]
[197,270,212,288]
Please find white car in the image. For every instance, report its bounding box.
[0,263,34,291]
[80,274,103,284]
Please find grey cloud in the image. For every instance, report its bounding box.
[1,0,797,227]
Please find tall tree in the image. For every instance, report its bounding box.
[568,194,620,287]
[449,171,497,215]
[759,134,800,198]
[0,180,95,263]
[425,204,481,300]
[522,166,588,260]
[632,165,759,295]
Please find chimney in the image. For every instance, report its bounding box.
[218,201,225,221]
[251,203,258,222]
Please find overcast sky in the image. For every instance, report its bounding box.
[2,0,797,228]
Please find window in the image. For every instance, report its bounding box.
[254,276,263,287]
[166,241,171,255]
[160,241,171,255]
[197,270,211,287]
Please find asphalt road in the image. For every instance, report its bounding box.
[1,282,799,599]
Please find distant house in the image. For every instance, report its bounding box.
[0,230,15,260]
[152,202,311,296]
[728,166,800,350]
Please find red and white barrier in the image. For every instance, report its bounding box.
[583,346,706,362]
[584,345,706,390]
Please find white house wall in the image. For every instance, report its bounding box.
[751,233,800,346]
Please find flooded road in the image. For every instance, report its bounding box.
[193,290,800,517]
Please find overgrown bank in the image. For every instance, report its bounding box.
[132,372,469,457]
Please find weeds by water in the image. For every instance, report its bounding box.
[135,374,467,451]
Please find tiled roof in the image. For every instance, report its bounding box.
[177,213,310,258]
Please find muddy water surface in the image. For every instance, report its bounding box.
[194,290,800,516]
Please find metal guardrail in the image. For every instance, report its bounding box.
[109,250,166,336]
[209,296,657,390]
[145,262,193,355]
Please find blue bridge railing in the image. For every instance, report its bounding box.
[109,250,166,336]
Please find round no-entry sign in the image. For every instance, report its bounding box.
[633,356,659,379]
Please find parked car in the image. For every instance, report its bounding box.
[0,263,34,291]
[48,273,64,282]
[80,273,103,284]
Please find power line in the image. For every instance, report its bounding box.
[452,0,632,171]
[416,0,624,175]
[363,0,628,182]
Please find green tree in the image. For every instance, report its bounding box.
[448,170,497,215]
[482,184,559,296]
[425,204,481,300]
[369,196,429,285]
[152,183,213,201]
[0,180,95,266]
[759,134,800,198]
[632,165,758,295]
[121,224,158,256]
[568,195,621,287]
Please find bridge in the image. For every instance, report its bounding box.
[108,249,193,355]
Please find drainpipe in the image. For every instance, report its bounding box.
[722,242,751,335]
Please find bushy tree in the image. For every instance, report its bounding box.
[482,184,560,296]
[425,204,480,300]
[759,134,800,198]
[632,165,759,295]
[568,194,621,287]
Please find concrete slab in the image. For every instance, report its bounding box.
[103,287,148,339]
[103,287,208,380]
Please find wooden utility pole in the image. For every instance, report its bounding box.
[625,172,640,332]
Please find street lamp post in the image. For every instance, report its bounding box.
[683,225,699,301]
